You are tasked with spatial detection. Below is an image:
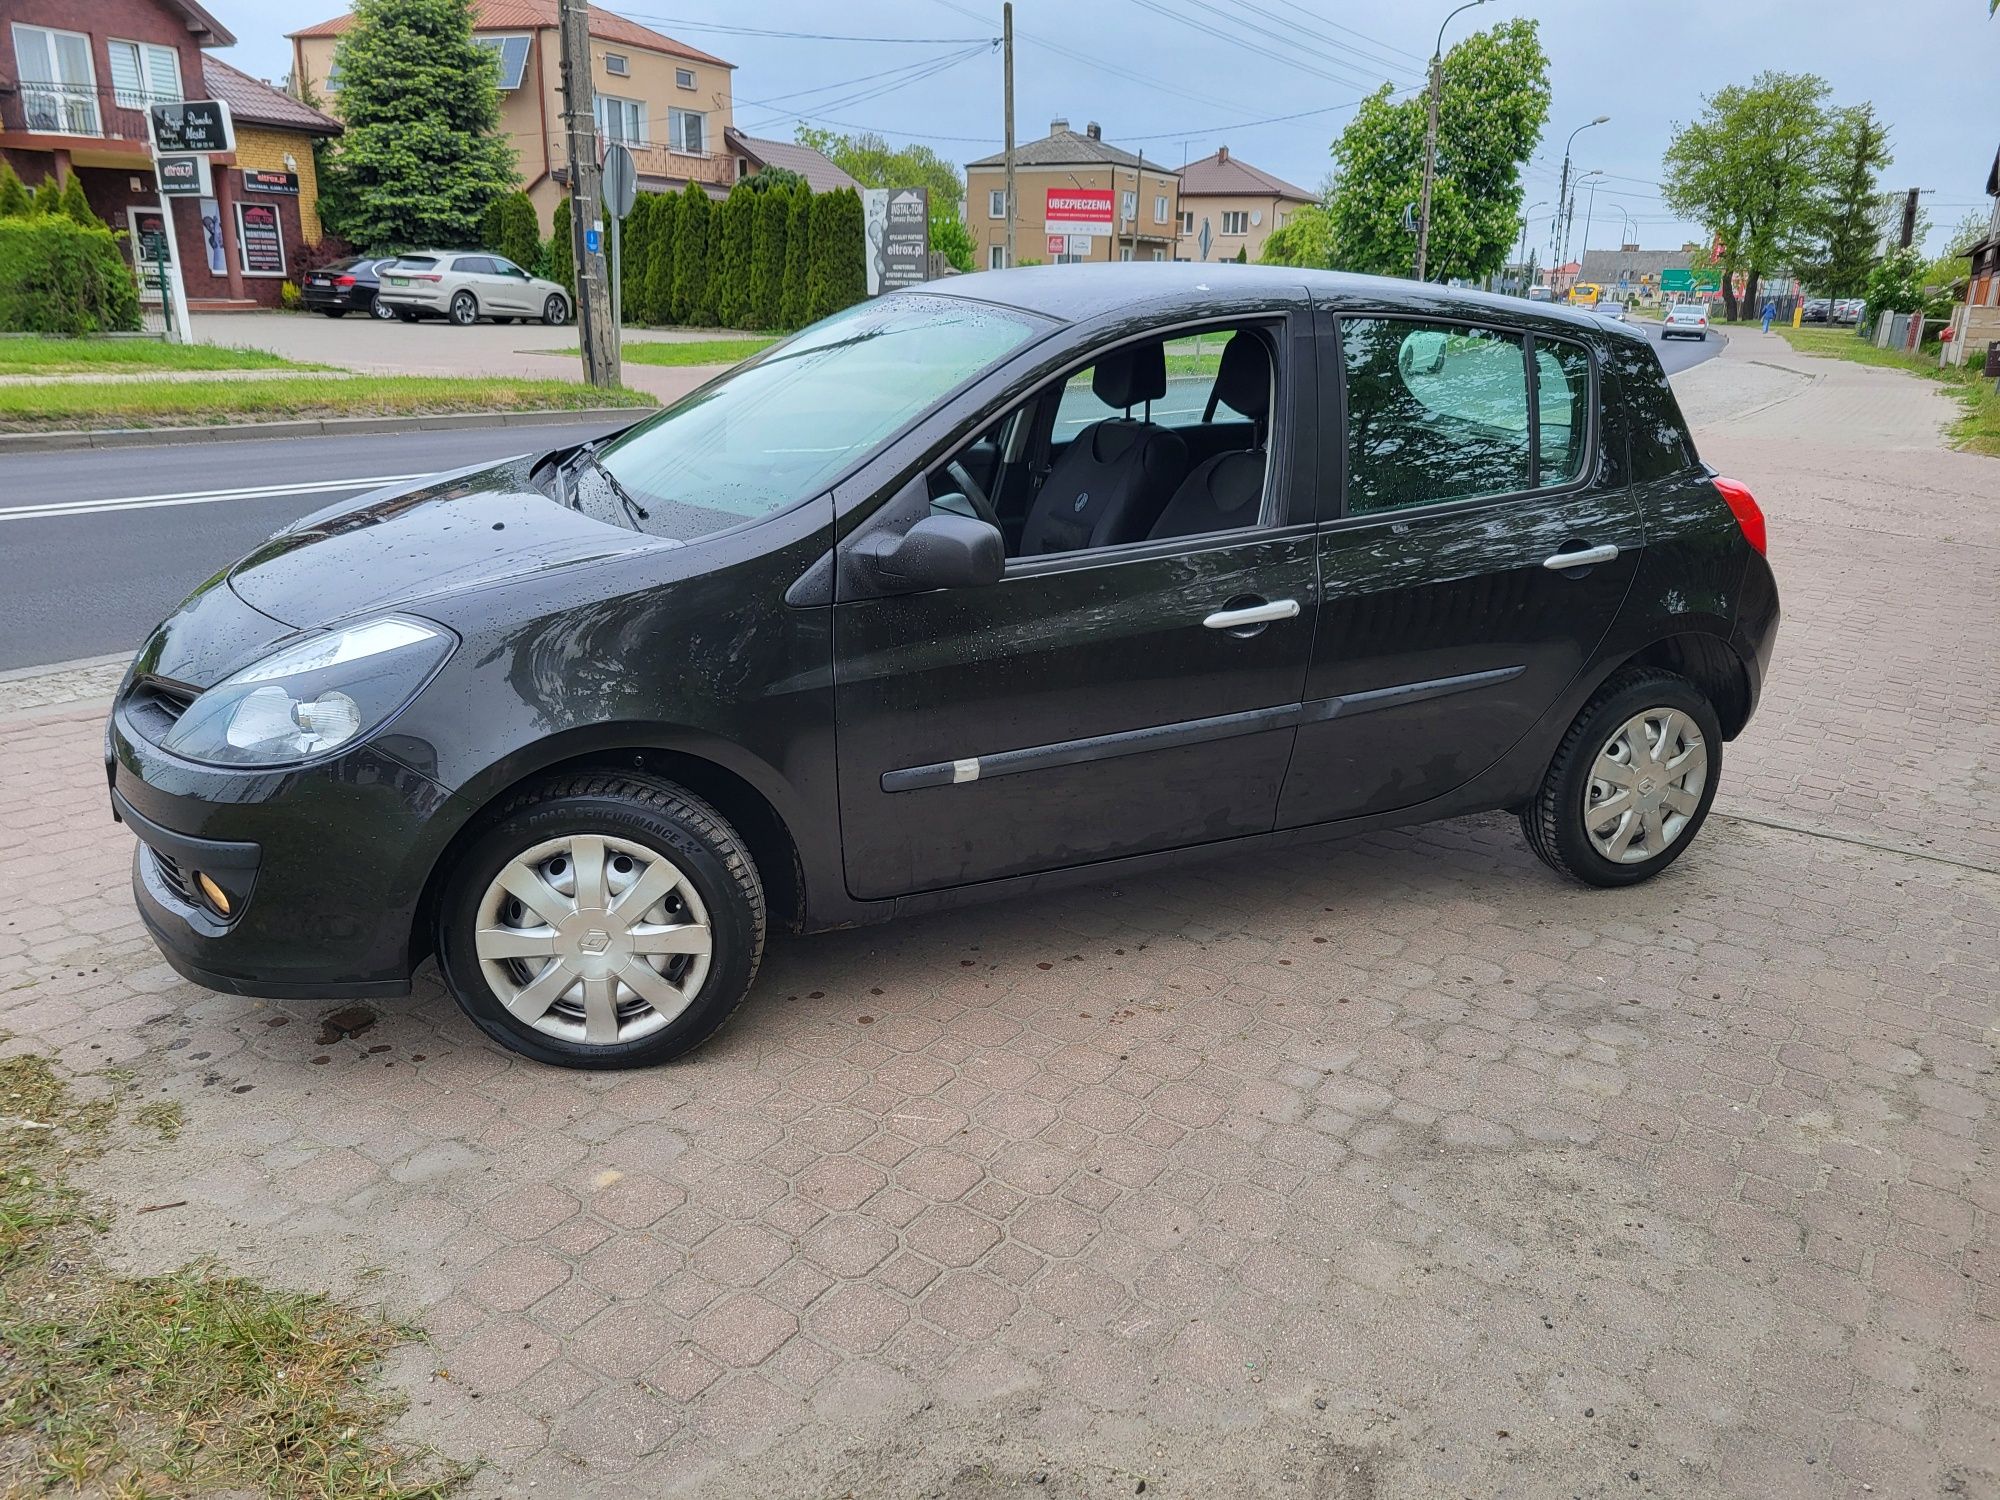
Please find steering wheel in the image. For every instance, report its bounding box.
[944,459,1002,531]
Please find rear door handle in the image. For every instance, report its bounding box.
[1203,598,1300,630]
[1543,543,1620,571]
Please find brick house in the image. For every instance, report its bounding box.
[1,0,341,310]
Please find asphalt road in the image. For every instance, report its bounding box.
[1625,313,1726,375]
[0,419,628,671]
[2,326,1719,674]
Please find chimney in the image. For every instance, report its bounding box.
[1086,121,1101,141]
[1216,145,1229,163]
[1050,117,1069,135]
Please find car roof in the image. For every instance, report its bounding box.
[919,262,1639,346]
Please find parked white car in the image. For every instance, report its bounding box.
[375,252,572,327]
[1662,302,1710,341]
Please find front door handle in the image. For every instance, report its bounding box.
[1543,543,1620,571]
[1203,598,1301,630]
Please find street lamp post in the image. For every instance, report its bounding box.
[1516,200,1547,296]
[1551,114,1609,272]
[1413,0,1488,283]
[1577,170,1606,278]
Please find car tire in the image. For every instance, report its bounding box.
[368,296,394,321]
[435,774,766,1069]
[395,309,420,323]
[542,294,569,326]
[1520,667,1722,889]
[448,291,479,326]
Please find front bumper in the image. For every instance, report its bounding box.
[109,699,466,1001]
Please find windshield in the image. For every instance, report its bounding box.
[590,295,1046,541]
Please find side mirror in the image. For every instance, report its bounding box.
[859,511,1004,594]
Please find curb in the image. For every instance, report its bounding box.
[0,405,651,455]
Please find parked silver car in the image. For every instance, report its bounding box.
[375,252,571,327]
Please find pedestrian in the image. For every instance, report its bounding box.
[1760,298,1776,335]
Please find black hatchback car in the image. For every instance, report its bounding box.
[108,266,1778,1069]
[299,256,394,319]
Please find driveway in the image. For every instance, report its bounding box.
[0,333,1992,1498]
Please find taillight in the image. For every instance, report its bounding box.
[335,275,356,286]
[1713,476,1765,556]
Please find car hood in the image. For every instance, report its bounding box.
[226,455,656,627]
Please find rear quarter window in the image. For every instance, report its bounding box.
[1606,337,1698,480]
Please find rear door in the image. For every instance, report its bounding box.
[452,255,505,314]
[1278,309,1644,828]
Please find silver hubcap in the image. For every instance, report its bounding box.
[1583,707,1708,864]
[474,834,712,1046]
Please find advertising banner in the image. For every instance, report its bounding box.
[235,201,284,276]
[1046,233,1065,258]
[148,99,234,154]
[199,198,225,274]
[241,168,300,196]
[1044,187,1113,237]
[863,186,929,294]
[156,155,211,196]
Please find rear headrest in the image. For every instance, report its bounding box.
[1092,341,1168,409]
[1213,334,1271,420]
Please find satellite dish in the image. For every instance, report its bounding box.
[1250,210,1262,227]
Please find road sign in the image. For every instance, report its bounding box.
[585,225,602,255]
[1067,234,1091,257]
[1198,217,1212,261]
[148,99,233,155]
[601,143,636,219]
[156,155,211,196]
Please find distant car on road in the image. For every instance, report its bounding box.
[1801,298,1831,323]
[1833,298,1863,326]
[1663,303,1710,340]
[1596,299,1627,322]
[375,252,572,327]
[300,257,394,320]
[1526,285,1554,303]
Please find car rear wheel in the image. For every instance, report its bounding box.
[368,296,394,321]
[542,294,569,326]
[448,291,479,326]
[1520,667,1721,888]
[435,774,765,1068]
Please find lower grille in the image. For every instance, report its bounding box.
[151,848,196,906]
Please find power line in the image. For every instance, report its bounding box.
[1256,0,1426,63]
[1210,0,1421,79]
[929,0,1245,115]
[733,44,994,134]
[1124,0,1394,94]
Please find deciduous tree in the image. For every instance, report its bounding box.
[1324,18,1551,281]
[1662,71,1833,319]
[317,0,517,251]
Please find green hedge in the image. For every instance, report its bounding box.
[0,216,140,335]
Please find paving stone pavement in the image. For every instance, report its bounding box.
[0,333,1994,1500]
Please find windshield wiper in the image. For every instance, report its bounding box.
[561,442,650,528]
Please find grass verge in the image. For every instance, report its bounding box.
[0,1051,462,1497]
[0,338,308,375]
[0,374,655,431]
[1775,325,2000,456]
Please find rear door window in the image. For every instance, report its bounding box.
[454,256,496,275]
[1535,340,1593,485]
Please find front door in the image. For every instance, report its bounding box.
[834,316,1319,900]
[1278,311,1644,828]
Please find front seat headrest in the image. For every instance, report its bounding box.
[1212,334,1271,421]
[1092,341,1168,409]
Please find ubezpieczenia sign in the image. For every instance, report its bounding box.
[1045,188,1113,238]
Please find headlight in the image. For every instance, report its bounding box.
[159,617,454,767]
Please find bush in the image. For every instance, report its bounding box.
[497,191,539,270]
[0,162,29,218]
[0,216,141,334]
[751,186,789,330]
[779,183,812,328]
[619,194,653,323]
[808,187,866,322]
[546,194,574,295]
[646,191,678,326]
[280,280,303,310]
[57,174,100,228]
[716,183,755,328]
[672,181,711,325]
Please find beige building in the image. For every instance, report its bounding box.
[966,119,1180,270]
[289,1,735,222]
[1175,146,1313,264]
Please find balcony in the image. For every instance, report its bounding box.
[0,81,179,155]
[558,131,735,190]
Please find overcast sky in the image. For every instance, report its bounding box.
[216,1,1998,258]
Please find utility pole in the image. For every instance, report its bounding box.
[1415,0,1486,282]
[1898,186,1925,248]
[1002,2,1016,269]
[1515,201,1545,296]
[558,0,616,388]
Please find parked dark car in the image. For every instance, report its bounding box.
[299,256,394,320]
[1801,298,1831,323]
[106,266,1779,1069]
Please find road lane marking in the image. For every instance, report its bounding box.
[0,472,438,524]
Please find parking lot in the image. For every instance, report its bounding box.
[1,333,1993,1498]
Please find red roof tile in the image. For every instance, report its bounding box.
[1179,148,1312,203]
[202,57,342,136]
[288,2,731,68]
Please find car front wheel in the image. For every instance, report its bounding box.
[436,774,765,1068]
[542,293,569,326]
[1521,667,1721,888]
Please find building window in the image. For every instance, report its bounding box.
[1222,210,1249,235]
[474,34,531,90]
[737,157,749,179]
[676,67,696,89]
[11,24,99,135]
[989,244,1005,270]
[988,187,1005,219]
[604,52,628,76]
[667,106,705,154]
[595,94,647,145]
[1151,248,1165,261]
[1179,210,1193,235]
[106,38,182,110]
[1154,194,1168,223]
[1120,190,1137,224]
[1119,247,1134,262]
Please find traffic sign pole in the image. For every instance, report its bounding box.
[143,101,234,345]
